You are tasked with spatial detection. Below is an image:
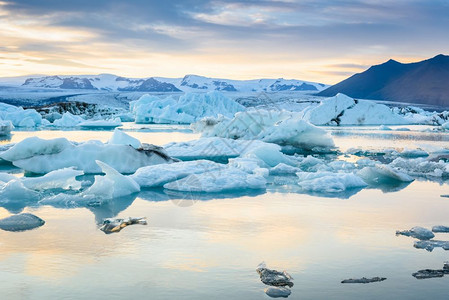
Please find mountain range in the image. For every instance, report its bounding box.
[0,74,327,93]
[318,54,449,106]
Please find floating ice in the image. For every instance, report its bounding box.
[0,213,45,232]
[130,160,225,188]
[130,91,244,124]
[78,118,122,129]
[396,226,435,240]
[270,163,301,175]
[83,161,140,199]
[296,171,367,193]
[412,269,447,279]
[341,277,387,284]
[357,164,414,184]
[399,148,429,158]
[301,93,407,125]
[432,226,449,233]
[0,172,17,183]
[52,112,85,127]
[256,262,294,287]
[22,168,84,191]
[0,102,42,127]
[164,167,266,193]
[414,240,449,251]
[99,217,147,234]
[264,287,291,298]
[108,129,142,149]
[194,109,334,149]
[0,180,39,202]
[0,120,13,135]
[0,137,172,174]
[389,157,449,178]
[379,125,392,131]
[164,137,274,161]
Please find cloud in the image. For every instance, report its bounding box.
[0,0,448,82]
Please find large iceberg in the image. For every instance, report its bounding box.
[300,93,408,125]
[130,91,244,124]
[0,102,42,127]
[193,110,334,150]
[0,137,173,174]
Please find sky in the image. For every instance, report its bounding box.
[0,0,448,84]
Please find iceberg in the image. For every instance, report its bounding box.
[389,157,449,178]
[296,171,368,193]
[264,287,291,298]
[301,93,407,125]
[108,129,142,149]
[0,120,13,135]
[256,262,294,287]
[22,168,84,191]
[164,167,266,193]
[130,91,244,124]
[193,109,334,150]
[52,112,85,127]
[0,180,39,202]
[99,217,147,234]
[130,160,225,188]
[0,102,42,127]
[357,164,414,184]
[341,277,386,284]
[0,137,173,174]
[83,161,140,198]
[414,240,449,252]
[432,226,449,233]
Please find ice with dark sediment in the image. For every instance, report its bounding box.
[341,277,386,284]
[99,217,147,234]
[256,262,294,288]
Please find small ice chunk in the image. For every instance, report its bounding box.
[164,167,266,193]
[442,122,449,130]
[130,160,224,188]
[53,112,84,127]
[341,277,386,284]
[99,217,147,234]
[296,171,367,193]
[396,226,435,240]
[270,163,301,175]
[379,125,392,131]
[0,213,45,232]
[0,180,39,202]
[432,225,449,233]
[0,120,14,136]
[0,137,72,161]
[400,148,429,158]
[357,164,414,184]
[414,240,449,252]
[22,168,84,190]
[108,129,142,149]
[83,161,140,198]
[256,262,294,287]
[264,286,291,298]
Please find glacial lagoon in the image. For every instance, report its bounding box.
[1,124,449,299]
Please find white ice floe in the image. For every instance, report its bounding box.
[83,161,140,198]
[379,125,392,131]
[296,171,367,193]
[164,137,274,160]
[78,118,122,129]
[399,148,429,158]
[193,109,334,149]
[52,112,85,127]
[130,91,244,124]
[301,93,407,125]
[0,102,42,127]
[396,226,435,240]
[0,137,172,174]
[108,129,142,149]
[130,160,225,188]
[22,168,84,190]
[357,164,414,184]
[164,167,267,193]
[270,163,301,175]
[389,157,449,178]
[0,120,13,135]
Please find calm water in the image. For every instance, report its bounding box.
[1,125,449,299]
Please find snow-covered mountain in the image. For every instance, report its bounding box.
[6,74,327,93]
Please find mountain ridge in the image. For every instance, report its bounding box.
[318,54,449,106]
